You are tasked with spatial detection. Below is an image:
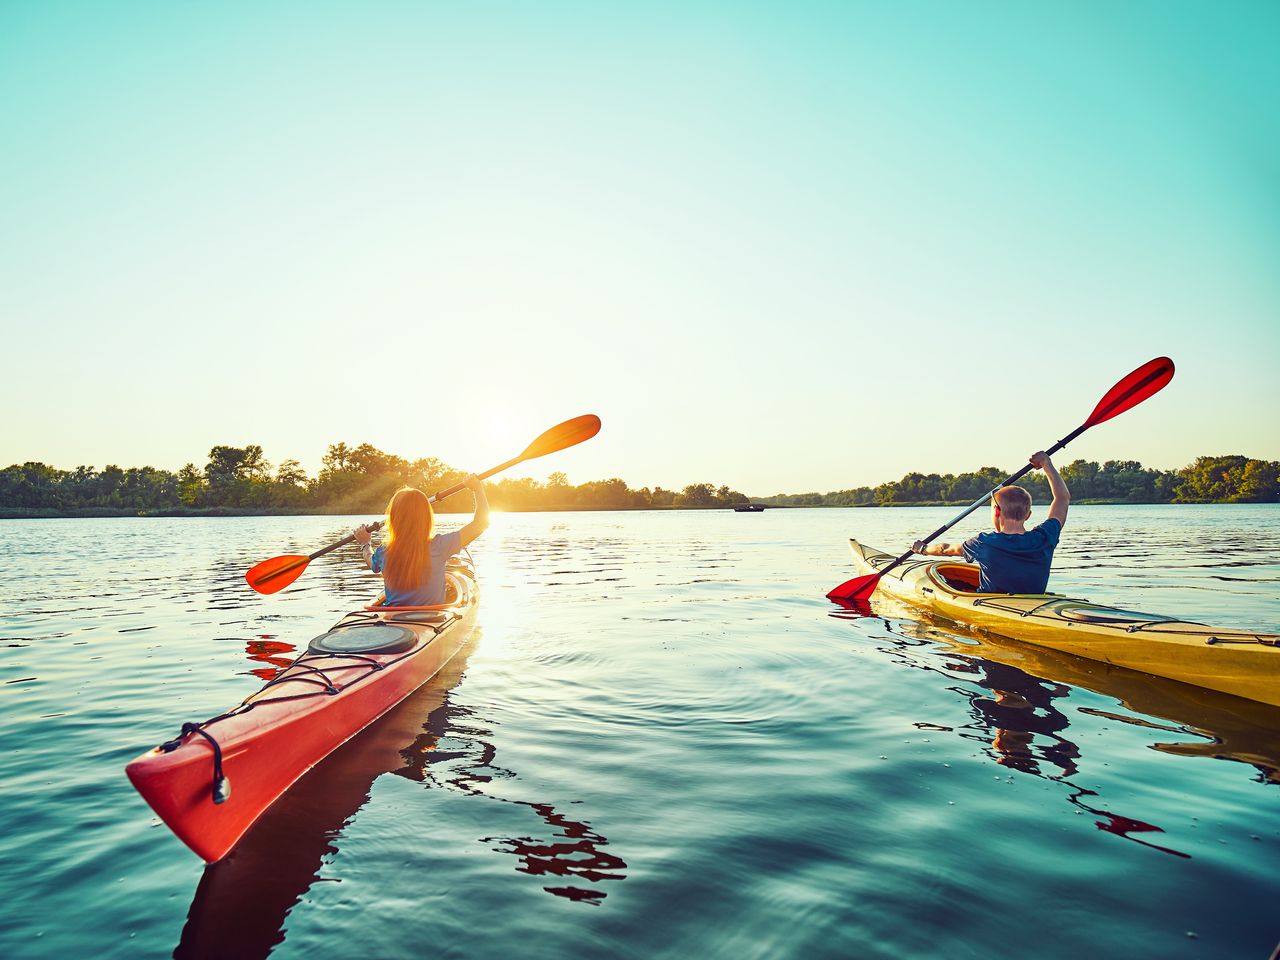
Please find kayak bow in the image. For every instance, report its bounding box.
[126,559,479,862]
[846,540,1280,708]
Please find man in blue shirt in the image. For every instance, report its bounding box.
[912,452,1070,593]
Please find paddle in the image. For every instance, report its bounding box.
[246,414,602,594]
[826,357,1175,602]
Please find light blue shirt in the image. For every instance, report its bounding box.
[371,530,463,606]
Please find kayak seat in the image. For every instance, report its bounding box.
[936,563,981,593]
[308,624,419,655]
[365,577,465,612]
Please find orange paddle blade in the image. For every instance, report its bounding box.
[245,555,310,594]
[520,414,602,461]
[1085,357,1175,428]
[826,572,882,603]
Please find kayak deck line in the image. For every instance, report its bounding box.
[967,593,1278,643]
[126,559,480,862]
[860,541,1277,641]
[846,539,1280,708]
[151,610,460,805]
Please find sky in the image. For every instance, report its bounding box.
[2,1,1277,495]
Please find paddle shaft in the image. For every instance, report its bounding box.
[293,456,523,566]
[871,422,1088,583]
[247,414,601,594]
[827,357,1174,602]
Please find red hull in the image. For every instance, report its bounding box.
[126,566,478,862]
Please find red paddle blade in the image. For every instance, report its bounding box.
[826,572,883,602]
[245,555,310,594]
[1085,357,1175,428]
[520,414,602,461]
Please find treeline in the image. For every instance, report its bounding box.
[0,442,749,516]
[1,448,1276,518]
[760,455,1280,507]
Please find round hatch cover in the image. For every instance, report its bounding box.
[1058,604,1173,625]
[308,624,418,654]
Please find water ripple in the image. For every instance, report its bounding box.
[1,507,1277,959]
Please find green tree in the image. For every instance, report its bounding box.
[0,462,63,508]
[205,445,271,506]
[408,457,451,491]
[679,483,717,507]
[177,463,205,506]
[1061,460,1099,498]
[1236,459,1280,502]
[271,459,309,507]
[1174,455,1247,502]
[322,443,356,473]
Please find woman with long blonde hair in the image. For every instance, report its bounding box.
[353,475,489,606]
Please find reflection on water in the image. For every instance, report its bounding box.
[175,630,626,960]
[832,602,1280,863]
[241,639,295,682]
[951,660,1081,779]
[3,507,1278,960]
[397,701,627,906]
[1066,788,1189,859]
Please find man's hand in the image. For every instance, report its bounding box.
[1035,450,1070,526]
[463,474,484,493]
[916,540,966,557]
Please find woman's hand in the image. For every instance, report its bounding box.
[354,524,372,545]
[459,475,490,547]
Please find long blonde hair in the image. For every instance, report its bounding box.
[383,487,433,593]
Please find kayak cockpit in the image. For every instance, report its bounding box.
[363,558,475,612]
[932,562,981,594]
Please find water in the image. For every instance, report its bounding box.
[1,506,1278,959]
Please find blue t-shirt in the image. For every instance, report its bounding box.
[371,529,463,606]
[962,518,1062,594]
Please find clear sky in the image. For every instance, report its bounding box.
[3,1,1277,495]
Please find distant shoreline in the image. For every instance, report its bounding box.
[2,500,1270,520]
[6,452,1275,514]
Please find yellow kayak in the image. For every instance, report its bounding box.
[847,540,1280,708]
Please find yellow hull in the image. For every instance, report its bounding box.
[849,540,1280,708]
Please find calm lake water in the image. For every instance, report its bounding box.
[2,506,1278,959]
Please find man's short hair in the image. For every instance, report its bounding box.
[994,485,1032,522]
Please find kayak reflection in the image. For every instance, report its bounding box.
[173,630,626,960]
[391,708,627,906]
[832,602,1280,859]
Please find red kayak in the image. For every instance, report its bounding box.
[126,559,479,862]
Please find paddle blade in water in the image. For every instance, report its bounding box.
[826,572,882,603]
[246,555,310,594]
[521,414,602,461]
[1085,357,1175,428]
[828,596,875,618]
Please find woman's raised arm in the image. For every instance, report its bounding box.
[459,476,490,547]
